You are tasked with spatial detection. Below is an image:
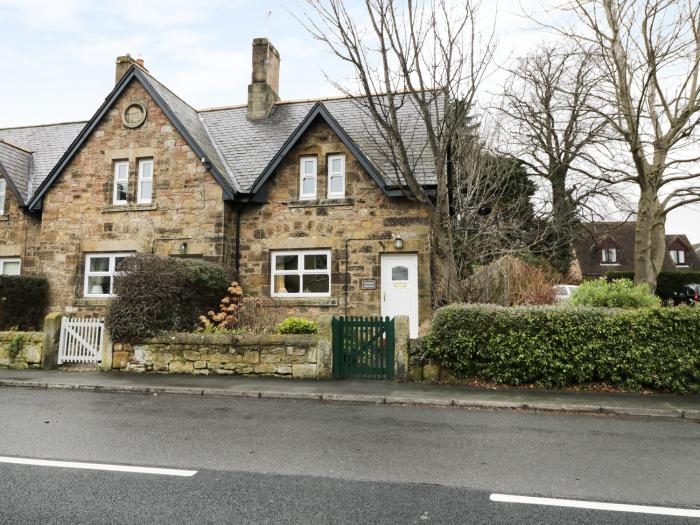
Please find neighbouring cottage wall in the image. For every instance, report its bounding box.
[37,80,230,316]
[0,185,41,274]
[0,331,43,369]
[236,119,432,327]
[112,332,329,378]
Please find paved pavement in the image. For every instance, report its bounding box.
[0,368,699,419]
[0,388,698,523]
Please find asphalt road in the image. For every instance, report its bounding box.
[0,387,699,524]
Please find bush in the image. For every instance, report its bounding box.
[424,303,700,393]
[570,278,660,308]
[276,317,318,334]
[606,271,700,300]
[107,255,229,342]
[0,275,49,330]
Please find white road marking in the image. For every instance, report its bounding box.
[490,494,700,518]
[0,456,197,477]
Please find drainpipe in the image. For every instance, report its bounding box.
[235,208,241,279]
[344,237,386,316]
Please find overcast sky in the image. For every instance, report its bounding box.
[1,0,698,242]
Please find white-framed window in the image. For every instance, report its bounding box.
[671,249,687,265]
[299,156,317,200]
[327,154,345,198]
[0,179,6,215]
[113,160,129,205]
[601,247,618,264]
[0,257,20,275]
[137,158,153,204]
[271,250,331,297]
[84,252,133,298]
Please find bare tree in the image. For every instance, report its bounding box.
[299,0,495,304]
[498,43,610,273]
[546,0,700,290]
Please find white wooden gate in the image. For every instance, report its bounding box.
[58,317,104,364]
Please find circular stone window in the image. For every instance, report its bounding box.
[123,102,147,128]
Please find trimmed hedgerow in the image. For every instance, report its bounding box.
[106,255,229,342]
[607,270,700,300]
[424,303,700,393]
[570,278,660,308]
[0,275,49,330]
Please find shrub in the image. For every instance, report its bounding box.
[570,278,660,308]
[199,282,244,331]
[424,303,700,393]
[276,317,318,334]
[606,271,700,300]
[0,275,49,330]
[107,255,229,342]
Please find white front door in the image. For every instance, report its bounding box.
[381,253,419,338]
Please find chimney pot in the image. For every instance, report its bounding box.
[247,38,281,121]
[115,54,148,85]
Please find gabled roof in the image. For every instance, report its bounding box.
[26,66,236,210]
[574,222,700,276]
[0,122,85,205]
[0,140,33,203]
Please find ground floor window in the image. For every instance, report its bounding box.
[271,250,331,297]
[0,258,20,275]
[84,252,133,298]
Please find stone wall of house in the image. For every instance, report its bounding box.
[236,118,432,331]
[36,79,231,315]
[0,331,43,369]
[112,332,329,378]
[0,184,41,274]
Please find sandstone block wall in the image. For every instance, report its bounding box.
[0,185,41,274]
[0,331,43,369]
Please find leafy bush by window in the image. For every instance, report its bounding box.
[570,278,660,308]
[276,317,318,334]
[424,303,700,393]
[0,275,49,330]
[106,255,229,342]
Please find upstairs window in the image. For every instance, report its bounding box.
[271,250,331,297]
[327,154,345,198]
[84,252,132,298]
[299,157,317,200]
[670,249,687,266]
[137,158,153,204]
[0,179,6,215]
[0,258,20,275]
[601,247,618,264]
[113,161,129,205]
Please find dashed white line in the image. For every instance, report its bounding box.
[0,456,197,477]
[490,494,700,518]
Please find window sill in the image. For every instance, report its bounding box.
[73,298,112,307]
[288,198,354,208]
[0,215,8,222]
[103,203,157,213]
[600,263,620,267]
[270,297,338,307]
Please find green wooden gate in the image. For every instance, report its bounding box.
[332,316,395,379]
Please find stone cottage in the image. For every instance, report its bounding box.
[0,39,434,337]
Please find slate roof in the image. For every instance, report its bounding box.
[0,122,85,204]
[574,222,700,276]
[2,65,436,208]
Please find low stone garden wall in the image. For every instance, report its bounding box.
[0,331,44,369]
[111,332,331,379]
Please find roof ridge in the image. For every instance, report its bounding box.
[198,93,359,113]
[0,139,34,154]
[0,120,87,131]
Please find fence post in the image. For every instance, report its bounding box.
[393,315,410,382]
[316,315,333,379]
[101,323,113,371]
[40,312,63,370]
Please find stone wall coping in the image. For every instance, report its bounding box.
[140,332,319,346]
[0,331,44,342]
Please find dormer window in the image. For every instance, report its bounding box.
[670,248,687,266]
[601,247,618,264]
[0,179,6,215]
[299,156,317,200]
[327,154,345,198]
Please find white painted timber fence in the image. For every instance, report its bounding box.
[58,317,105,364]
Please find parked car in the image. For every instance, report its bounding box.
[553,284,578,302]
[673,284,699,306]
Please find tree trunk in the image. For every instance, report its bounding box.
[549,167,576,274]
[634,188,666,292]
[431,207,461,307]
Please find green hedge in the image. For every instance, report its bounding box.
[607,271,700,299]
[424,303,700,393]
[0,275,49,330]
[276,317,318,334]
[106,255,229,342]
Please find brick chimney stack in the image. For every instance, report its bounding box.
[115,55,148,85]
[247,38,280,121]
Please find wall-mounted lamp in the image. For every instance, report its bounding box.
[394,236,404,250]
[179,242,188,254]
